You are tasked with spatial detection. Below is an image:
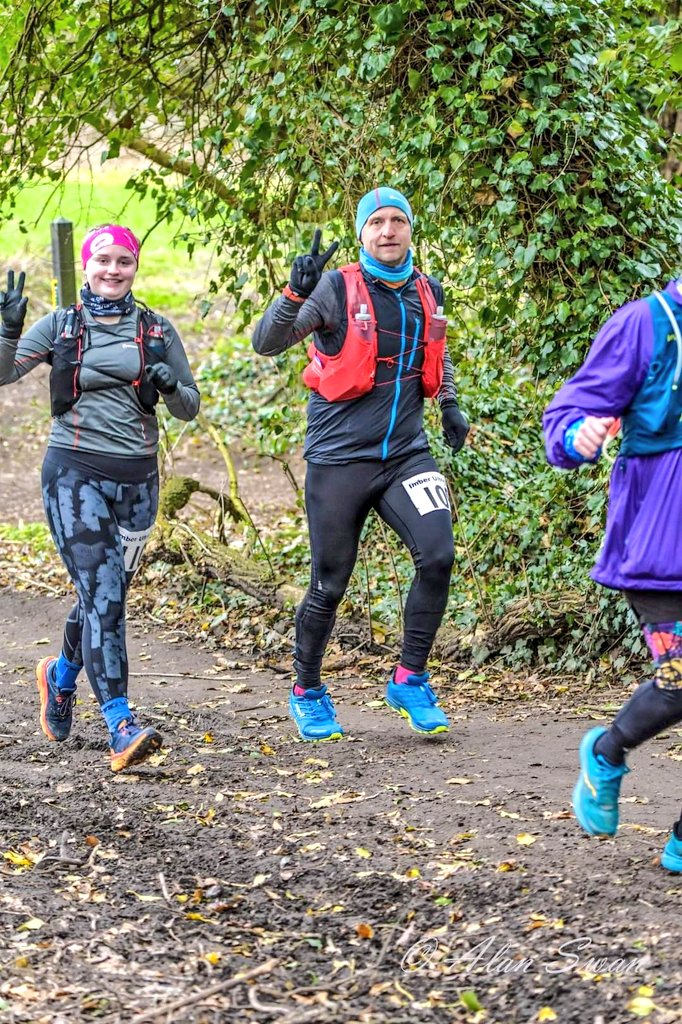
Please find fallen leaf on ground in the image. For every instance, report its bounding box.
[627,994,657,1017]
[310,790,363,809]
[460,990,483,1011]
[16,918,44,931]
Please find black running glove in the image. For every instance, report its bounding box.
[145,362,178,395]
[288,229,339,298]
[0,270,28,339]
[441,401,469,454]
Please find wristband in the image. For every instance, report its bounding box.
[282,284,306,304]
[563,418,601,463]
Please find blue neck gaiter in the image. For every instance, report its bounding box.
[359,247,413,285]
[80,285,136,317]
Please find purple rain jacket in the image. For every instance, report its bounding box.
[543,280,682,592]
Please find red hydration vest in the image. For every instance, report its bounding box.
[302,263,446,403]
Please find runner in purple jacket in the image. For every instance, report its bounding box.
[543,280,682,872]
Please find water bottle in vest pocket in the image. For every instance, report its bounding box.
[302,271,378,402]
[301,264,445,402]
[420,297,447,398]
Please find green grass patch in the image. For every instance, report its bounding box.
[0,167,217,315]
[0,521,54,554]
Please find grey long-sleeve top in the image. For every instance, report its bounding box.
[0,305,200,458]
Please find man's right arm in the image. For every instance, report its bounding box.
[251,273,342,356]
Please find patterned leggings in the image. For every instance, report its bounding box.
[642,623,682,690]
[41,459,158,705]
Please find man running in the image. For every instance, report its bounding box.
[253,186,469,741]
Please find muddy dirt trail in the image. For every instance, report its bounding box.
[1,319,681,1021]
[1,587,681,1024]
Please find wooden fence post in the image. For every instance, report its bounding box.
[50,217,76,308]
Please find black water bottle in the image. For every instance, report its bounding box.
[145,320,165,366]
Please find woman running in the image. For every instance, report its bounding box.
[544,278,682,871]
[0,224,200,770]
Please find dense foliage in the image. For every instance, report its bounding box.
[2,0,682,353]
[2,0,682,671]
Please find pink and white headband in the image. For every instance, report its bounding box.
[81,225,141,268]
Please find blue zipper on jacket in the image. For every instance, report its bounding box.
[380,293,420,460]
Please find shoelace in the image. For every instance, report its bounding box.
[423,682,437,705]
[593,755,628,781]
[298,694,335,720]
[116,716,141,737]
[590,758,627,808]
[54,691,75,719]
[406,680,437,706]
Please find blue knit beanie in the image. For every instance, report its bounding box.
[355,187,414,240]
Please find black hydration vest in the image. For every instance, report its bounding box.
[48,304,165,417]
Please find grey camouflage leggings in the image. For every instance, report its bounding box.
[41,460,159,705]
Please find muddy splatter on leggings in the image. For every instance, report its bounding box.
[41,461,158,705]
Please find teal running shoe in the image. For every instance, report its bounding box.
[385,671,449,735]
[572,726,629,837]
[289,685,344,741]
[36,657,76,743]
[661,830,682,872]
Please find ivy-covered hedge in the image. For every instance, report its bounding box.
[3,0,682,359]
[2,0,681,671]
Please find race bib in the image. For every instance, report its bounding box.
[402,472,451,516]
[119,525,154,574]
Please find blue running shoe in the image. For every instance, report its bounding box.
[661,830,682,872]
[572,726,629,837]
[109,717,163,773]
[385,672,449,735]
[36,657,75,743]
[289,685,344,741]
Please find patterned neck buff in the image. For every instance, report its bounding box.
[80,285,136,317]
[359,246,413,286]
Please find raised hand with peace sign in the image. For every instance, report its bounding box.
[288,229,339,299]
[0,270,28,339]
